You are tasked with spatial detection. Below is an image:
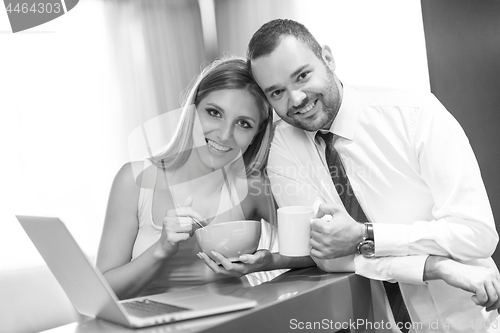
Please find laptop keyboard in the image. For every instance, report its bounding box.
[122,299,190,318]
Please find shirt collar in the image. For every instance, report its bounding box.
[305,84,360,142]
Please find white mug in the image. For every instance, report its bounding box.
[277,206,314,256]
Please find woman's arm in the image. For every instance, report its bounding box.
[96,162,165,299]
[96,162,193,299]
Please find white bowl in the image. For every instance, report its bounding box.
[195,220,261,262]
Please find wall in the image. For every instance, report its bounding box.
[0,0,128,271]
[215,0,430,91]
[421,0,500,263]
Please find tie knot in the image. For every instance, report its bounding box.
[316,131,334,145]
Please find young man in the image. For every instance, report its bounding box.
[247,19,500,332]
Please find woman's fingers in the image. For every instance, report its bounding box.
[182,196,193,207]
[211,251,237,270]
[197,251,245,277]
[238,251,266,265]
[164,217,192,231]
[167,231,190,243]
[162,217,194,243]
[175,207,205,224]
[165,196,205,224]
[197,252,227,274]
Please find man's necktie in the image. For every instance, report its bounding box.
[316,131,411,333]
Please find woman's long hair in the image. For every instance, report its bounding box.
[150,56,277,248]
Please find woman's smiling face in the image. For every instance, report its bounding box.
[195,89,261,170]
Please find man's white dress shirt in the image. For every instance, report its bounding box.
[268,85,499,332]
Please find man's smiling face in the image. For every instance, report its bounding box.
[250,36,342,132]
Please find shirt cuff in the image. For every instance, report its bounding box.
[390,255,428,284]
[374,223,412,256]
[353,254,428,285]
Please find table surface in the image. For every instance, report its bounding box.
[43,267,373,333]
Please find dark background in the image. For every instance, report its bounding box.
[421,0,500,264]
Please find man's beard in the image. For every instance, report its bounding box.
[286,70,341,132]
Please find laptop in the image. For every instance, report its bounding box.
[16,215,257,328]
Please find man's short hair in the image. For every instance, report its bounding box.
[247,19,323,62]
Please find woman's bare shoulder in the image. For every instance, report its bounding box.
[113,161,140,183]
[119,160,160,189]
[111,160,162,196]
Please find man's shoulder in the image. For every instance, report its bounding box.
[351,85,435,109]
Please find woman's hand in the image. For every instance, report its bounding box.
[197,250,273,277]
[155,196,205,259]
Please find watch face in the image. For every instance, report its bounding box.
[360,240,375,257]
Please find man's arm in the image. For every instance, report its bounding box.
[424,256,500,312]
[374,94,497,260]
[267,128,421,280]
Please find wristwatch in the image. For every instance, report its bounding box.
[357,222,375,258]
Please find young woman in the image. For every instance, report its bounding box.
[96,57,279,299]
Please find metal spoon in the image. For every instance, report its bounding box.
[175,204,205,228]
[191,217,206,229]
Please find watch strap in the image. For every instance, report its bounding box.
[357,222,375,257]
[365,222,374,241]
